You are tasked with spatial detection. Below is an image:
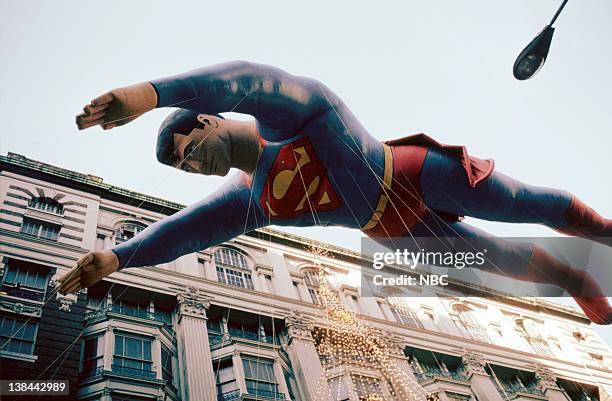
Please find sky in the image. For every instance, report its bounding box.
[1,1,610,344]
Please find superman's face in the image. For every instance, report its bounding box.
[172,114,231,176]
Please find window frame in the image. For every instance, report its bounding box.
[0,314,39,356]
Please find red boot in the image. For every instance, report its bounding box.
[557,196,612,247]
[528,247,611,325]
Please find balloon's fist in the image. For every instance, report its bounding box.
[75,82,157,131]
[57,250,119,295]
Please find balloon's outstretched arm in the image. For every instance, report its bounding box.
[111,174,259,270]
[150,60,338,133]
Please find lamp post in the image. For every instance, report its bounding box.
[513,0,569,80]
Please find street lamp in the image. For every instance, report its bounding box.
[513,0,569,80]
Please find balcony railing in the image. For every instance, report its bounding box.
[497,384,546,398]
[217,389,241,401]
[319,353,379,366]
[0,285,45,302]
[111,364,156,379]
[84,305,174,335]
[246,387,282,399]
[208,329,277,347]
[414,368,469,383]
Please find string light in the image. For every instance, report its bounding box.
[307,246,437,401]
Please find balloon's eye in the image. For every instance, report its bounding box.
[184,142,196,159]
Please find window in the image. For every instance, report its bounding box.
[304,270,321,304]
[454,304,490,343]
[328,376,350,401]
[214,248,254,290]
[216,266,254,289]
[242,357,280,398]
[161,344,174,384]
[384,288,422,329]
[352,375,383,400]
[20,217,60,241]
[82,335,104,376]
[346,294,362,314]
[214,358,239,399]
[115,222,146,244]
[113,334,154,378]
[28,197,64,215]
[2,262,48,301]
[284,369,297,401]
[292,281,301,300]
[0,315,37,355]
[114,300,150,319]
[215,248,248,269]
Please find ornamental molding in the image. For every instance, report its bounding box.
[285,310,314,342]
[461,350,487,376]
[387,335,408,358]
[534,365,560,390]
[0,300,41,317]
[177,285,211,320]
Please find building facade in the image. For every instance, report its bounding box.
[1,152,611,401]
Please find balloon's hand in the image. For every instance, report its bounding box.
[57,250,120,295]
[75,82,157,131]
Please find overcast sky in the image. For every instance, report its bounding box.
[1,1,610,344]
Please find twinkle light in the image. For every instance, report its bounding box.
[307,246,435,401]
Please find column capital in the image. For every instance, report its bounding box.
[285,310,314,342]
[534,365,560,390]
[177,285,211,320]
[386,334,408,358]
[461,350,487,376]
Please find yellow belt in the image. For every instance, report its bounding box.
[362,144,393,230]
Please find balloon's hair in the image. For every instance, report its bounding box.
[156,110,224,166]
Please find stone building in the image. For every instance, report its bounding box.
[1,152,611,401]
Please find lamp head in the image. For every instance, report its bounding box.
[513,25,555,80]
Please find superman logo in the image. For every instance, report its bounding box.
[260,137,341,220]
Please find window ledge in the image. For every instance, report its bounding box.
[0,350,38,363]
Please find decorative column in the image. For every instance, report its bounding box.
[153,333,162,380]
[534,365,569,401]
[461,351,505,401]
[103,325,114,371]
[284,311,330,401]
[385,335,427,401]
[176,286,216,401]
[232,351,247,394]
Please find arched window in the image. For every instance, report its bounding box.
[453,304,490,343]
[115,222,146,244]
[383,287,422,329]
[214,248,253,290]
[28,197,64,215]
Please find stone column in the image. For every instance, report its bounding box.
[232,351,247,394]
[176,286,216,401]
[103,325,114,371]
[461,351,505,401]
[284,312,330,401]
[385,335,427,401]
[153,333,162,380]
[534,365,570,401]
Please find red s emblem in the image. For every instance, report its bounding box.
[260,137,341,219]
